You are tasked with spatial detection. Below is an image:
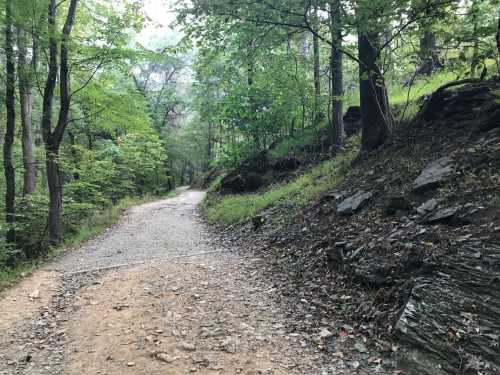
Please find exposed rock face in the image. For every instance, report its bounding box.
[337,191,373,216]
[219,151,269,193]
[413,157,454,193]
[218,153,301,194]
[394,250,500,375]
[418,81,500,133]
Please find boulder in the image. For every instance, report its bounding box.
[220,173,264,193]
[219,151,269,193]
[337,191,373,216]
[413,157,454,193]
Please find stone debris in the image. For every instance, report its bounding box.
[413,157,454,193]
[337,190,373,215]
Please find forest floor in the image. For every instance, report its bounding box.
[0,190,376,375]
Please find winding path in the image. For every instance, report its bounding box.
[0,190,327,374]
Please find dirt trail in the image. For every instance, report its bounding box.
[0,190,333,374]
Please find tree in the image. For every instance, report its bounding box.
[330,0,344,149]
[4,0,16,243]
[41,0,79,243]
[17,26,36,196]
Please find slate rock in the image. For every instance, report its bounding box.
[413,157,454,193]
[424,206,460,225]
[337,191,373,215]
[416,198,438,215]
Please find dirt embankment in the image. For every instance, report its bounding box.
[213,79,500,375]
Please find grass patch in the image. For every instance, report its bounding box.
[202,136,360,224]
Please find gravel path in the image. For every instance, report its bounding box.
[0,190,343,375]
[50,190,220,274]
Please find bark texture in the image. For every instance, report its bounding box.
[4,0,16,243]
[18,28,36,196]
[41,0,79,244]
[358,33,392,152]
[330,0,344,148]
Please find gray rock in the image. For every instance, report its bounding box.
[413,157,454,193]
[220,336,240,354]
[155,352,177,363]
[424,206,460,224]
[337,191,373,215]
[417,198,438,215]
[178,341,196,352]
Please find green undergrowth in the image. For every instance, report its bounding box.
[202,135,360,224]
[269,127,319,159]
[0,191,176,293]
[267,71,457,160]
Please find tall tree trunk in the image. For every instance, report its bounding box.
[358,33,392,152]
[18,27,36,196]
[416,1,439,76]
[41,0,79,244]
[330,0,344,149]
[496,15,500,56]
[4,0,16,244]
[46,147,63,242]
[312,8,321,129]
[470,0,479,77]
[418,30,439,75]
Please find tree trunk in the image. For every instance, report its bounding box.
[4,0,16,244]
[41,0,79,244]
[358,33,392,152]
[312,8,321,129]
[470,0,479,78]
[496,15,500,56]
[18,27,36,196]
[418,31,439,75]
[46,148,63,243]
[330,0,344,149]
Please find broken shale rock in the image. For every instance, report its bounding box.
[337,191,373,216]
[413,157,454,193]
[394,259,500,375]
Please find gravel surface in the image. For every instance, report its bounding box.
[49,190,221,273]
[0,190,351,374]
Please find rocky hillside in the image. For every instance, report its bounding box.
[208,79,500,374]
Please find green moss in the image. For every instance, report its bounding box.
[202,136,360,224]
